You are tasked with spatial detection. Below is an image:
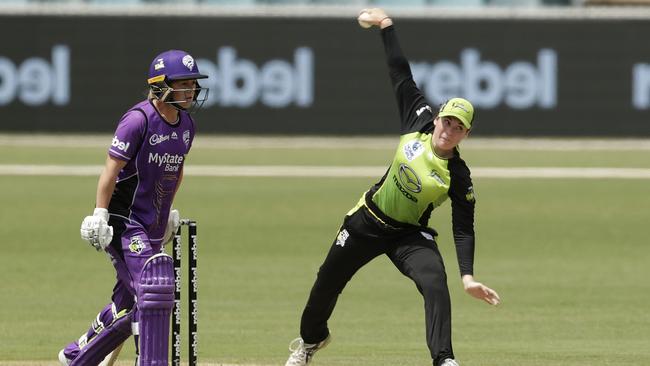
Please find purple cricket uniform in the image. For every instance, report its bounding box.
[62,99,195,361]
[106,98,194,292]
[60,48,207,366]
[108,99,194,246]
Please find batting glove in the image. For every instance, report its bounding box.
[162,209,180,245]
[80,208,114,251]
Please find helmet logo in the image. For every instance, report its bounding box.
[154,58,165,70]
[451,101,469,113]
[182,55,195,71]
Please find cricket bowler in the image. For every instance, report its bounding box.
[284,9,500,366]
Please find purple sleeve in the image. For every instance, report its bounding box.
[108,111,146,161]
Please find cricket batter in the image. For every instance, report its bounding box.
[284,9,500,366]
[58,50,208,365]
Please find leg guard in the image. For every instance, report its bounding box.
[69,310,132,366]
[137,253,174,366]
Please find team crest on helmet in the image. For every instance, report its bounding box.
[182,55,195,71]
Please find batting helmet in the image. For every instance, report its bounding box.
[147,50,209,112]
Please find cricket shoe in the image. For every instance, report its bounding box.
[284,334,331,366]
[58,349,71,366]
[440,358,459,366]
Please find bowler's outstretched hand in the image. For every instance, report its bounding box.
[462,275,501,306]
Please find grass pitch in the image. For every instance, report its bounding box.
[0,135,648,365]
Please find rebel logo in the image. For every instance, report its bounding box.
[197,46,313,108]
[111,136,130,152]
[0,45,70,106]
[411,48,557,109]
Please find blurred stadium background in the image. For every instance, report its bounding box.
[1,0,649,365]
[0,0,579,6]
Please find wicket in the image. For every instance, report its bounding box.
[172,219,198,366]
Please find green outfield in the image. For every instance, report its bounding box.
[0,135,648,365]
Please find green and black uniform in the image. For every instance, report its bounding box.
[298,25,476,366]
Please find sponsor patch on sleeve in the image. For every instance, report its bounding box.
[335,229,349,247]
[465,186,476,202]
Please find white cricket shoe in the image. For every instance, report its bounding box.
[58,349,71,366]
[284,335,331,366]
[441,358,459,366]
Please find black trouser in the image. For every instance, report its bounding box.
[299,205,454,366]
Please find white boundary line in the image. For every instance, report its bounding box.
[1,164,650,179]
[2,134,650,151]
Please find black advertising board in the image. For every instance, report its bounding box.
[1,14,649,136]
